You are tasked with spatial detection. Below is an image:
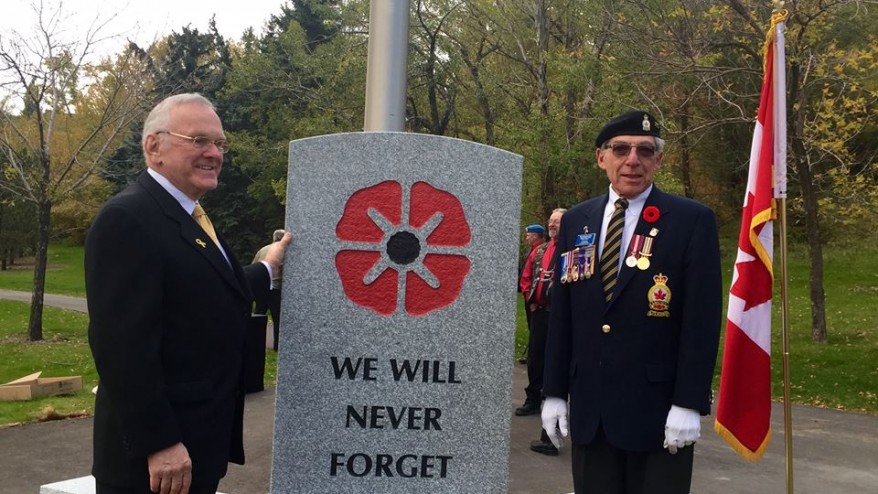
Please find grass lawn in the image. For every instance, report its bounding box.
[0,241,876,427]
[0,243,86,296]
[0,300,96,426]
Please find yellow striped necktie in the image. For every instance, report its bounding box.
[192,203,220,248]
[599,198,629,302]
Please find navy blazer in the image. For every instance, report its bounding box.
[85,172,269,486]
[543,187,722,452]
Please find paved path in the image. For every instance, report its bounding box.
[0,289,88,313]
[2,290,877,493]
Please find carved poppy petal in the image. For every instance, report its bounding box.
[335,251,397,315]
[409,181,471,247]
[404,254,471,316]
[336,181,402,242]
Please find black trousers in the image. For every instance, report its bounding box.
[255,288,282,351]
[571,426,694,494]
[524,306,550,404]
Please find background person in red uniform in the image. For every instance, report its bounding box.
[518,223,546,356]
[516,209,566,418]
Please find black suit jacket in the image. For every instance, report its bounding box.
[85,172,269,486]
[543,187,721,452]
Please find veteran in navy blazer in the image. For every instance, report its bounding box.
[540,111,721,494]
[86,94,291,494]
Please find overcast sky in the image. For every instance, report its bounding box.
[4,0,289,59]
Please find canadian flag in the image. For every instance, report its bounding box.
[714,13,787,461]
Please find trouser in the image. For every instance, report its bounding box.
[571,425,694,494]
[255,289,282,351]
[267,289,281,351]
[524,306,549,404]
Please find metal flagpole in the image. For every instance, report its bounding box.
[363,0,410,132]
[770,4,793,491]
[778,199,793,494]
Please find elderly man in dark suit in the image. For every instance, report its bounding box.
[540,110,721,494]
[85,93,291,494]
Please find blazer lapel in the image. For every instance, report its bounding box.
[137,173,247,299]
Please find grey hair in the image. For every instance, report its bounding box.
[142,93,217,148]
[552,208,567,215]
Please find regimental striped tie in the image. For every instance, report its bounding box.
[599,198,629,302]
[192,203,221,248]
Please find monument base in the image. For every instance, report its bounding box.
[40,476,227,494]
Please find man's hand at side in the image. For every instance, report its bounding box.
[663,405,701,454]
[541,397,569,449]
[147,442,192,494]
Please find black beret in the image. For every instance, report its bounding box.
[594,111,661,148]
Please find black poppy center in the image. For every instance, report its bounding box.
[387,231,421,265]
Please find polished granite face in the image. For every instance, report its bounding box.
[272,132,522,493]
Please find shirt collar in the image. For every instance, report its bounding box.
[147,168,197,215]
[607,184,653,214]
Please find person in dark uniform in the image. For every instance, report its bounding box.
[253,229,286,351]
[85,93,292,494]
[540,110,722,493]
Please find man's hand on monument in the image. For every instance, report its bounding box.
[541,397,568,449]
[663,405,701,454]
[263,231,293,277]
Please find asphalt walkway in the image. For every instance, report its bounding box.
[1,290,877,493]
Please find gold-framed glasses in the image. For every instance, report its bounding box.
[158,131,230,154]
[603,142,657,159]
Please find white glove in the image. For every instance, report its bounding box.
[541,397,569,449]
[664,405,701,454]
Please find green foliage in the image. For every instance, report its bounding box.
[0,198,37,270]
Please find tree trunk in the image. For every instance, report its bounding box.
[28,200,51,341]
[459,46,495,146]
[789,57,828,343]
[535,0,554,218]
[794,153,828,343]
[679,108,693,198]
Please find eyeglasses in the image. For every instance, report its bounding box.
[603,141,657,159]
[158,131,230,154]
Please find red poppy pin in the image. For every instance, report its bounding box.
[642,206,660,223]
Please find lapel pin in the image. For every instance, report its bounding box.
[196,238,207,248]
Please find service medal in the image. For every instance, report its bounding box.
[560,252,569,283]
[637,236,655,270]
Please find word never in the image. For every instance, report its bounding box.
[346,405,442,430]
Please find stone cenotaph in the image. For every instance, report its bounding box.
[271,131,522,493]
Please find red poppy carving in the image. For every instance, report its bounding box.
[335,181,472,316]
[642,206,661,223]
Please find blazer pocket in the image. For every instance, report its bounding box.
[165,380,213,403]
[646,364,675,383]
